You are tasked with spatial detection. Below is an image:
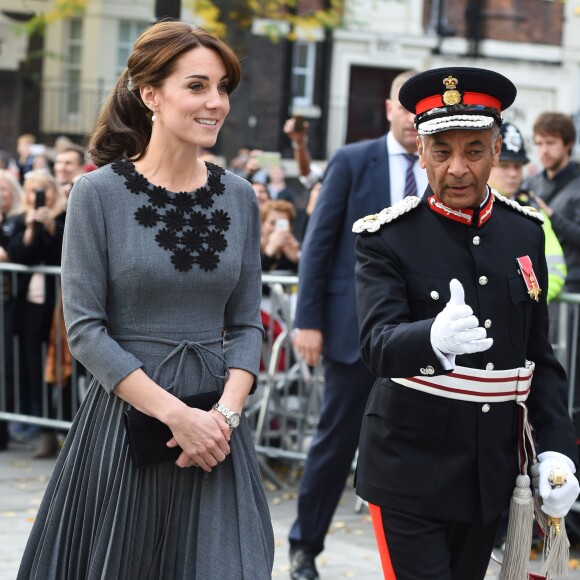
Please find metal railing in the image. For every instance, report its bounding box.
[3,263,580,486]
[0,263,88,431]
[0,266,322,474]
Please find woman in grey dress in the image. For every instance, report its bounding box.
[18,22,274,579]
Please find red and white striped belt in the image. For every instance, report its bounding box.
[391,361,534,403]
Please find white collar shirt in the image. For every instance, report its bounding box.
[387,132,428,205]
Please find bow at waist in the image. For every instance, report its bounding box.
[112,334,228,393]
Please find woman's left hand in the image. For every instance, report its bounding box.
[167,411,234,469]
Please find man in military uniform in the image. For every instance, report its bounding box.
[353,67,580,580]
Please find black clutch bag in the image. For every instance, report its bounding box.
[123,390,221,468]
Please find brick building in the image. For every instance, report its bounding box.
[0,0,579,167]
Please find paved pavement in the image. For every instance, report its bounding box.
[2,435,580,579]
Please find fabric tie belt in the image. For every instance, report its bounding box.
[391,360,534,403]
[112,334,228,393]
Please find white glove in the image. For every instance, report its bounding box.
[537,451,580,518]
[430,279,493,356]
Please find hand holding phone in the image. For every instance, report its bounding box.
[275,218,290,231]
[34,188,46,209]
[293,115,306,132]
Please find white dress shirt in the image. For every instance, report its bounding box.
[387,132,428,205]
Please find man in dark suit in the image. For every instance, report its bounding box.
[354,67,579,579]
[288,69,427,580]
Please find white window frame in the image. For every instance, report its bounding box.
[116,21,149,77]
[62,18,83,121]
[292,41,317,108]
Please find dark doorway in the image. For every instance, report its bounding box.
[346,66,403,144]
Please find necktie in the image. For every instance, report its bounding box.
[403,154,418,198]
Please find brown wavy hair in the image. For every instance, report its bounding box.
[533,112,577,154]
[88,22,241,167]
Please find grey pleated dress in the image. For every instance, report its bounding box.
[17,160,275,579]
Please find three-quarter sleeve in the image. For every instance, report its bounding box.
[223,185,264,386]
[61,175,143,393]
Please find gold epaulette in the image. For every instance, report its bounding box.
[492,190,544,224]
[352,196,422,234]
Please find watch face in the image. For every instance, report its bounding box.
[227,413,241,428]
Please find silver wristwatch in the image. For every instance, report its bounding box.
[212,403,241,428]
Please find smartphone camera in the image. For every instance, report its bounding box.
[34,188,46,209]
[275,218,290,231]
[293,115,306,132]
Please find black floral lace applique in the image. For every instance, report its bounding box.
[148,185,170,208]
[135,205,160,227]
[171,247,195,272]
[210,209,230,231]
[189,211,211,233]
[115,159,230,272]
[197,247,220,271]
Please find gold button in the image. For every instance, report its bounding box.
[479,276,488,286]
[473,236,481,245]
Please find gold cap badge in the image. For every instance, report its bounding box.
[442,75,462,106]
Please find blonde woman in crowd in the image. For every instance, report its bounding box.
[8,171,67,458]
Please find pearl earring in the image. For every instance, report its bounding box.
[151,112,157,122]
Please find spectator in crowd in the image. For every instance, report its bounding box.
[489,121,567,302]
[0,169,26,451]
[284,117,323,241]
[525,112,580,293]
[260,199,300,274]
[53,144,87,198]
[238,149,268,184]
[16,133,36,183]
[31,152,53,175]
[228,146,251,176]
[0,150,15,172]
[8,171,67,459]
[354,65,579,580]
[288,69,426,580]
[252,181,271,211]
[267,165,297,205]
[284,116,324,191]
[52,135,74,156]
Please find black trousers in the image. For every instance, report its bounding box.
[289,357,375,555]
[369,503,500,580]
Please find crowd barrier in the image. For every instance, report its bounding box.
[0,265,322,481]
[2,262,580,488]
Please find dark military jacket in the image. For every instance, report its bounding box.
[354,187,577,524]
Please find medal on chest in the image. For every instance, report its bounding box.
[516,255,541,302]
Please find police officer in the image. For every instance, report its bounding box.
[353,67,580,580]
[488,121,567,303]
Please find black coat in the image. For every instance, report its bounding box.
[354,188,577,524]
[7,211,66,339]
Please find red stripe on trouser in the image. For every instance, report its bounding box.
[368,503,396,579]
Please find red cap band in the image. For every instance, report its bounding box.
[415,92,502,115]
